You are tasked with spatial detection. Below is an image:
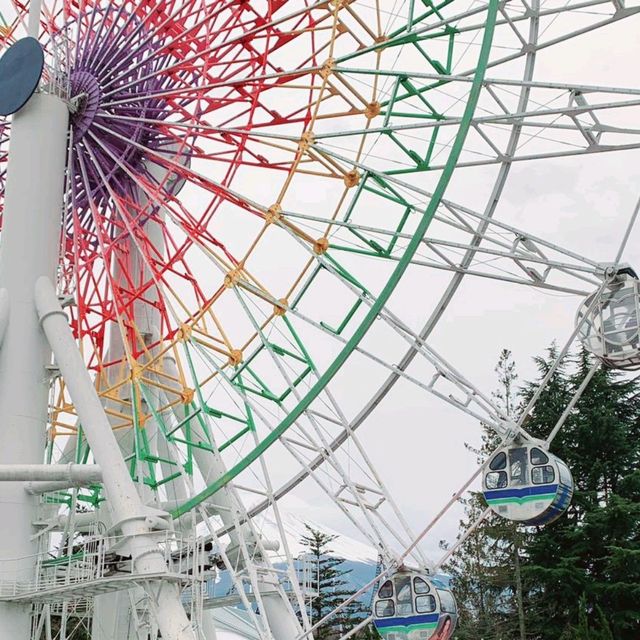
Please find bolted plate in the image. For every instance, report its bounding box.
[0,37,44,116]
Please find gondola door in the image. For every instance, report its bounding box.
[508,447,528,486]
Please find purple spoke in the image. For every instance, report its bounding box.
[83,132,236,280]
[80,1,132,72]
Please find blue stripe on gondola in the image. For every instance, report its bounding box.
[527,483,574,526]
[483,484,558,501]
[376,614,440,628]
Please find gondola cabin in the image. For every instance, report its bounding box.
[577,269,640,370]
[483,443,573,525]
[373,570,457,640]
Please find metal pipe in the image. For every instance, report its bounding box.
[35,277,196,640]
[27,0,43,37]
[0,464,101,482]
[26,481,100,495]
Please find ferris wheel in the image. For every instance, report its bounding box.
[0,0,639,639]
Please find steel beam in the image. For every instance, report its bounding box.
[0,464,101,482]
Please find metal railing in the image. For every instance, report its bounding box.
[0,531,203,600]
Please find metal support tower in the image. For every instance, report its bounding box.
[0,91,69,640]
[0,15,197,640]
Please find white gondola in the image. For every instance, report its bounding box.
[577,268,640,370]
[373,569,457,640]
[483,443,574,525]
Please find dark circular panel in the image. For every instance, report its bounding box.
[0,37,44,116]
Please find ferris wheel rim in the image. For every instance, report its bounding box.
[1,3,640,637]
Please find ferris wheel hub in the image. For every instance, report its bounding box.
[69,71,101,140]
[64,7,181,220]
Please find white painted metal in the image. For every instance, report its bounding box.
[20,462,102,494]
[35,277,197,640]
[0,290,9,349]
[0,92,68,640]
[25,480,100,494]
[91,148,192,640]
[0,464,101,482]
[159,353,304,640]
[27,0,43,37]
[106,148,303,640]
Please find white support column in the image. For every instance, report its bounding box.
[35,276,197,640]
[162,360,302,640]
[27,0,43,37]
[0,93,69,640]
[197,447,302,640]
[90,151,194,640]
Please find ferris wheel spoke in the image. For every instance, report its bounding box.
[312,77,640,136]
[96,0,335,101]
[468,0,640,70]
[87,121,266,217]
[74,152,149,364]
[279,198,601,294]
[70,205,235,383]
[75,0,130,67]
[259,180,601,305]
[309,94,640,173]
[82,1,216,87]
[239,220,538,444]
[90,115,284,172]
[85,0,244,88]
[78,129,252,284]
[172,316,416,564]
[73,154,232,393]
[75,153,186,337]
[310,384,429,558]
[136,359,298,590]
[93,0,499,129]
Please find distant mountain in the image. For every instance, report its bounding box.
[256,510,380,563]
[208,510,449,603]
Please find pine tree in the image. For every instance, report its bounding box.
[522,348,640,639]
[442,495,515,640]
[447,344,640,639]
[445,349,528,640]
[515,344,575,635]
[299,525,370,640]
[559,596,614,640]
